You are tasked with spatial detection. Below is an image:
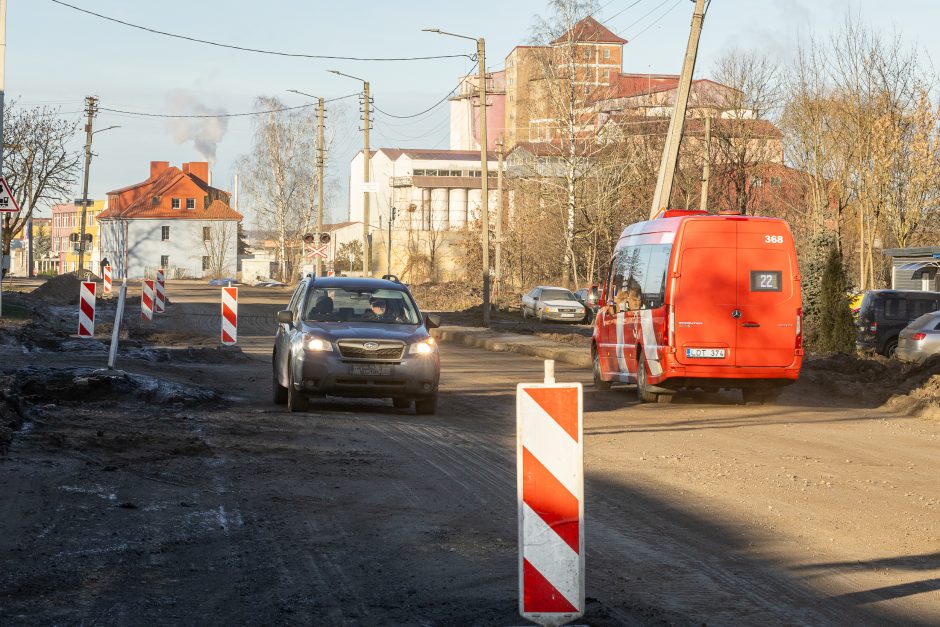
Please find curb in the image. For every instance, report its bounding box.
[431,325,592,369]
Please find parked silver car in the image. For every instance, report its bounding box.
[273,276,441,414]
[896,311,940,363]
[520,286,586,323]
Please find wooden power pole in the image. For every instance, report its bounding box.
[77,95,98,276]
[478,37,491,326]
[362,82,371,275]
[316,97,325,276]
[699,111,711,212]
[649,0,707,220]
[495,137,504,312]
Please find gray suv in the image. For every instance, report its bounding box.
[273,276,441,414]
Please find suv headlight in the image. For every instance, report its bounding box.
[304,334,333,352]
[409,338,436,355]
[546,306,558,313]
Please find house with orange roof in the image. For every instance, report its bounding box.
[97,161,243,279]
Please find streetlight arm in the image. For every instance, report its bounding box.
[422,28,477,43]
[327,69,368,84]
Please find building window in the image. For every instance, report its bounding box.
[161,226,170,241]
[202,256,210,271]
[172,197,181,209]
[770,177,782,187]
[186,198,196,210]
[152,195,160,206]
[583,48,591,60]
[203,226,211,241]
[160,255,169,268]
[603,48,611,60]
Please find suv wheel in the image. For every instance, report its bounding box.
[884,339,899,358]
[272,360,287,405]
[415,395,438,415]
[287,360,309,412]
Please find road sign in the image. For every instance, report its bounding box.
[77,282,97,337]
[517,362,584,626]
[0,177,20,213]
[304,243,328,260]
[221,287,238,345]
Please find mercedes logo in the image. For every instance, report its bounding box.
[363,342,380,350]
[731,309,742,319]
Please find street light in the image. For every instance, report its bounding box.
[423,28,491,326]
[288,89,327,276]
[77,119,120,277]
[328,69,372,276]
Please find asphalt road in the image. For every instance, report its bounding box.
[1,281,937,625]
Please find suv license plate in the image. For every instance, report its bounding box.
[350,364,392,376]
[562,313,577,318]
[686,348,726,359]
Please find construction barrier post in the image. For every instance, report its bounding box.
[102,264,112,295]
[155,268,166,313]
[141,280,155,321]
[221,286,237,346]
[108,278,127,370]
[517,360,584,627]
[77,281,96,337]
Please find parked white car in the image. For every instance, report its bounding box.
[520,286,586,323]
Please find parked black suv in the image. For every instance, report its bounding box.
[855,289,940,357]
[273,276,441,413]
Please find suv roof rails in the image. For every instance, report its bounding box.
[382,274,401,283]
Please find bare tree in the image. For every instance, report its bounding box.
[200,220,237,279]
[1,103,81,265]
[235,97,320,282]
[709,50,783,214]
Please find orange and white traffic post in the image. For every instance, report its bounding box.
[77,281,96,337]
[517,360,584,627]
[102,264,112,295]
[141,280,155,321]
[155,268,166,313]
[221,286,237,345]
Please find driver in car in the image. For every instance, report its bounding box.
[365,297,406,323]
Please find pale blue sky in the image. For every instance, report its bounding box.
[8,0,940,223]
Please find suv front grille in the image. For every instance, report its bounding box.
[337,340,405,362]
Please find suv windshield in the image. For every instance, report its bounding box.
[541,289,577,302]
[303,287,421,324]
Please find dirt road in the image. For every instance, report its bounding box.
[1,281,937,625]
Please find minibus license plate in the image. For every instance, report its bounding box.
[686,348,725,359]
[350,364,392,376]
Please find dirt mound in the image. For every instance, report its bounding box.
[408,281,482,312]
[26,273,86,305]
[10,367,221,405]
[801,352,940,413]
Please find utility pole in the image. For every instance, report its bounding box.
[699,111,711,213]
[649,0,707,220]
[387,206,396,275]
[316,97,325,277]
[77,95,98,277]
[495,137,504,312]
[362,82,371,276]
[478,37,491,326]
[0,0,7,314]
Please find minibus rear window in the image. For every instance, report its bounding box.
[750,270,782,292]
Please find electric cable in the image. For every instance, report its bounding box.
[372,61,479,119]
[50,0,472,62]
[98,93,359,119]
[602,0,648,24]
[626,0,684,41]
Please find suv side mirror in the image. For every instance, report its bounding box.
[425,313,441,329]
[589,286,600,304]
[276,310,293,325]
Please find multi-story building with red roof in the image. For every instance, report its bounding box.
[97,161,243,279]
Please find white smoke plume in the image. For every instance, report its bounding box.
[166,90,229,165]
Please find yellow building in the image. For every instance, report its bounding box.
[51,199,107,274]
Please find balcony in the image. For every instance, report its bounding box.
[390,176,413,187]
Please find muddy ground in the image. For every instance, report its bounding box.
[1,278,938,626]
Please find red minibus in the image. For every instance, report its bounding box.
[592,210,803,403]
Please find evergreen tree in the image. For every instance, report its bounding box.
[800,231,837,348]
[817,246,856,354]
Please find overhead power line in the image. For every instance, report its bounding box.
[626,0,684,41]
[50,0,473,62]
[373,61,479,119]
[99,93,359,119]
[601,0,648,25]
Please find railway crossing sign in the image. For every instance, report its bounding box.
[304,243,329,260]
[0,177,20,213]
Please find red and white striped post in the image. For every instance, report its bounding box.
[517,361,584,627]
[102,265,112,295]
[155,268,166,313]
[141,280,155,321]
[221,286,237,345]
[77,281,96,337]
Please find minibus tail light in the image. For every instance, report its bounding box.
[795,308,803,349]
[869,321,878,334]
